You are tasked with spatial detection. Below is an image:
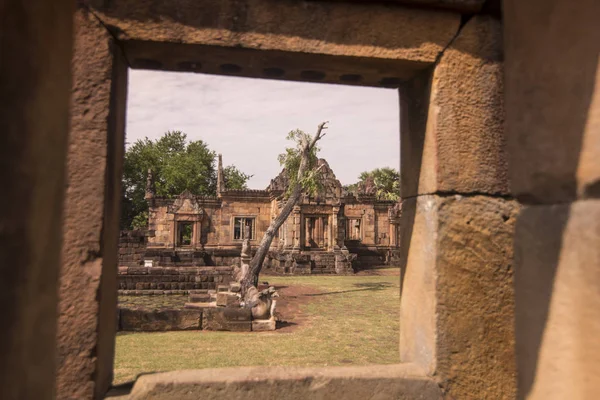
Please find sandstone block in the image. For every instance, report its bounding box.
[505,0,600,203]
[217,285,229,293]
[514,200,600,399]
[119,308,201,331]
[185,302,215,309]
[92,0,461,85]
[216,292,240,307]
[401,16,508,197]
[252,317,276,332]
[128,365,442,399]
[189,293,211,303]
[399,194,519,399]
[1,0,75,397]
[202,307,252,332]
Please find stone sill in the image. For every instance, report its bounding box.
[109,364,441,399]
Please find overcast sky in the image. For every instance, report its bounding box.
[126,70,400,188]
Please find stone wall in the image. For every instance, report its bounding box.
[118,230,147,268]
[119,308,202,331]
[505,0,600,398]
[0,1,74,398]
[118,266,234,293]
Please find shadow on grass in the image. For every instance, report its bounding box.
[276,320,298,329]
[303,282,396,297]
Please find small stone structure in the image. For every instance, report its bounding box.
[119,283,278,332]
[119,243,280,332]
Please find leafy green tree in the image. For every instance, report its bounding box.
[345,167,400,201]
[223,165,253,190]
[121,131,251,229]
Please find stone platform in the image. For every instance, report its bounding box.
[118,281,277,332]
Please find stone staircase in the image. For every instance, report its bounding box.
[310,252,336,274]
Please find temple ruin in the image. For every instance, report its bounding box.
[123,155,400,278]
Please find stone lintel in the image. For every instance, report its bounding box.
[90,0,461,86]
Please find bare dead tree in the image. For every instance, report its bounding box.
[240,121,328,294]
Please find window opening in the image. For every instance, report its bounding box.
[177,222,193,246]
[347,218,362,241]
[234,217,256,240]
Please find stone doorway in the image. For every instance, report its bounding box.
[303,215,329,249]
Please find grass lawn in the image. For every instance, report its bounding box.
[113,270,400,385]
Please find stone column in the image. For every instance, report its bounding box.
[505,1,600,398]
[331,207,340,249]
[399,16,518,399]
[0,1,74,398]
[292,206,301,250]
[389,221,396,248]
[57,6,128,399]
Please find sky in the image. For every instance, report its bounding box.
[126,70,400,188]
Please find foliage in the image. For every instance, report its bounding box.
[121,131,251,229]
[345,167,400,201]
[131,212,149,230]
[223,165,252,190]
[277,129,322,197]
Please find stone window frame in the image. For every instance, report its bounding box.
[346,217,363,241]
[55,3,516,398]
[302,213,330,249]
[172,213,203,248]
[232,216,257,241]
[176,221,194,247]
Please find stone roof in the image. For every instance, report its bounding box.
[266,158,342,199]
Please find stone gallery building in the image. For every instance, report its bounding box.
[137,156,401,274]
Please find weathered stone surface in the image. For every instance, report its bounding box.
[321,0,485,13]
[514,200,600,399]
[91,0,460,86]
[57,7,128,400]
[504,0,600,203]
[399,194,519,399]
[252,317,276,332]
[120,308,201,331]
[401,16,508,197]
[202,307,252,332]
[216,285,229,293]
[129,364,442,400]
[185,302,214,309]
[94,0,458,64]
[189,293,211,303]
[0,0,74,398]
[216,292,240,307]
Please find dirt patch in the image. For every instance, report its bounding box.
[257,284,322,333]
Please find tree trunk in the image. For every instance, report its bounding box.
[240,122,327,295]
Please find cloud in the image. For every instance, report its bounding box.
[126,70,400,187]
